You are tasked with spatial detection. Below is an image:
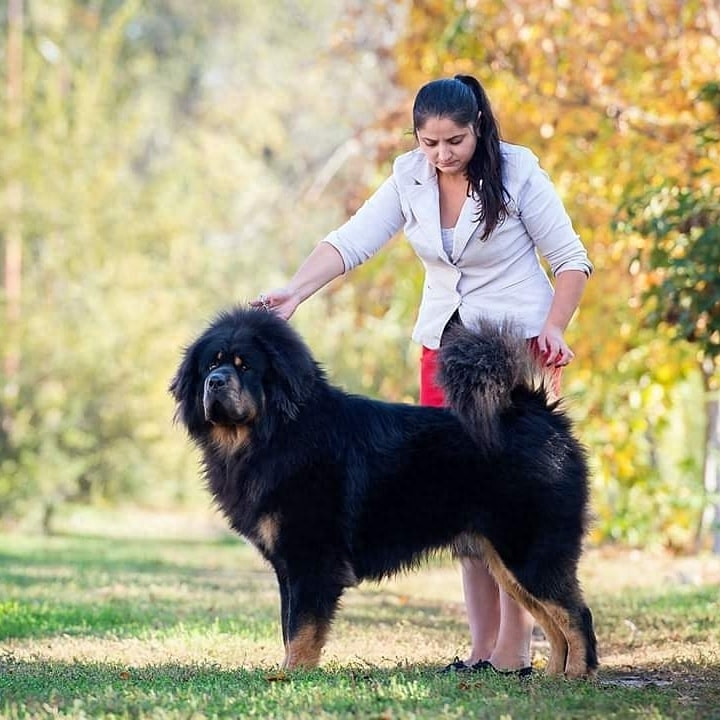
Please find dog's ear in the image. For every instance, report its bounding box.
[169,338,208,436]
[255,329,320,423]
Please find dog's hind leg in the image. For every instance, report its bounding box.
[536,598,598,678]
[514,565,598,678]
[487,546,598,678]
[475,539,570,675]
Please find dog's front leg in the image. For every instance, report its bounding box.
[281,575,343,670]
[276,569,291,649]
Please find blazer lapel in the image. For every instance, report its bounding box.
[404,159,443,252]
[406,181,440,247]
[453,193,482,259]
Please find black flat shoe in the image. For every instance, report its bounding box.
[440,656,471,673]
[470,660,533,678]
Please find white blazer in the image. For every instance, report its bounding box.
[323,143,592,349]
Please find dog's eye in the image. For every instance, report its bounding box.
[208,351,224,371]
[234,356,249,371]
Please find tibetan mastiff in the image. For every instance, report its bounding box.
[170,307,598,677]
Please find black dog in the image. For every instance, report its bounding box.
[170,307,598,677]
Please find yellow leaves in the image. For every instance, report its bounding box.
[614,448,636,481]
[655,363,679,386]
[335,0,720,548]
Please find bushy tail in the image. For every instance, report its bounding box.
[437,318,541,450]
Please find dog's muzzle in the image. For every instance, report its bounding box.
[206,368,232,394]
[203,368,240,423]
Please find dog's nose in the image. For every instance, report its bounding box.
[207,371,228,391]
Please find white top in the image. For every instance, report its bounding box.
[441,227,455,261]
[322,143,593,349]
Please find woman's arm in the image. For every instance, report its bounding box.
[254,170,406,320]
[250,242,346,320]
[538,269,588,366]
[515,154,593,278]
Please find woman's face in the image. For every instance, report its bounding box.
[415,115,477,176]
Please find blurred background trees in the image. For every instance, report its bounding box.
[1,0,718,551]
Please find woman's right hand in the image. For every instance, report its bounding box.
[249,287,300,320]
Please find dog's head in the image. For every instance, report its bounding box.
[170,307,321,452]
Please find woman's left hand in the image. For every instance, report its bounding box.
[538,324,575,367]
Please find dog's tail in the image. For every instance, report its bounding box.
[437,318,543,450]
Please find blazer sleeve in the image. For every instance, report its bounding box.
[516,159,593,277]
[321,174,406,272]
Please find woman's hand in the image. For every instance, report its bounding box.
[538,323,575,367]
[249,288,300,320]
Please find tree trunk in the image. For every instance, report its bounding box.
[697,367,720,553]
[705,388,720,554]
[3,0,23,434]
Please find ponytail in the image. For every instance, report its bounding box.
[453,75,510,239]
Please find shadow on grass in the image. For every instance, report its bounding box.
[0,533,244,577]
[1,654,284,717]
[0,595,278,641]
[0,533,281,641]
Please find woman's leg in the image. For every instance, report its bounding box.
[462,559,534,670]
[461,557,500,663]
[489,590,535,670]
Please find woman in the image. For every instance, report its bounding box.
[253,74,592,675]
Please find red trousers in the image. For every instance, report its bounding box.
[419,338,562,408]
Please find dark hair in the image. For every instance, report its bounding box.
[412,75,509,240]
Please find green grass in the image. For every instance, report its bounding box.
[1,532,719,719]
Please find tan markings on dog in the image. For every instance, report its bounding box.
[475,537,579,677]
[541,602,594,679]
[283,620,329,669]
[256,513,280,554]
[540,622,570,676]
[209,424,251,454]
[527,602,569,675]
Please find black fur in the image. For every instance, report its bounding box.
[170,307,598,675]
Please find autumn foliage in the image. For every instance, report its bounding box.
[363,0,720,549]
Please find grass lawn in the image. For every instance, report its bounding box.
[1,516,719,719]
